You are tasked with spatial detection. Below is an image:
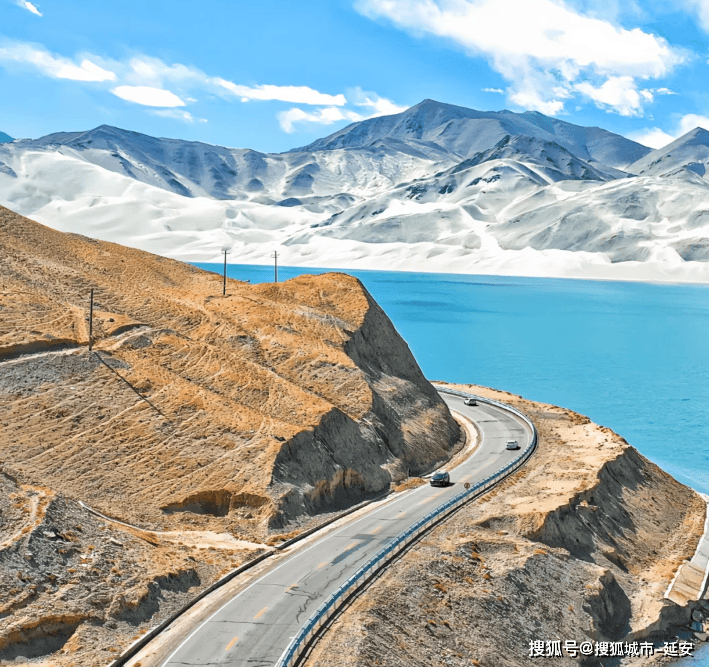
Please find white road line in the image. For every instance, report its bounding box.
[160,397,499,666]
[159,460,457,666]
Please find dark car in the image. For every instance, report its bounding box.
[464,397,477,406]
[430,471,450,486]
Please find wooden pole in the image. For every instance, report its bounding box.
[89,288,94,350]
[273,251,278,283]
[223,249,228,296]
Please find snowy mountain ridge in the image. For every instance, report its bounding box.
[628,127,709,178]
[296,99,652,170]
[2,99,709,283]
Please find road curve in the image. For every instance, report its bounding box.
[160,393,532,667]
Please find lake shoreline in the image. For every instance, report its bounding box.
[189,257,709,287]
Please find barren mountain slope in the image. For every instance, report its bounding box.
[0,469,255,666]
[0,205,459,541]
[307,383,705,667]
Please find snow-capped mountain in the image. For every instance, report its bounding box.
[495,170,709,262]
[628,127,709,178]
[2,99,709,283]
[297,99,651,170]
[24,124,453,202]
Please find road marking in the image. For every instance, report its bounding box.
[254,607,268,619]
[161,392,532,667]
[159,475,442,667]
[317,561,327,569]
[372,525,383,534]
[343,542,357,551]
[225,636,239,650]
[418,491,445,505]
[286,582,298,592]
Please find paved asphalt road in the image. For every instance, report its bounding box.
[161,393,532,667]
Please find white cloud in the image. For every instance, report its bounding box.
[655,87,677,95]
[628,127,675,148]
[278,89,408,133]
[15,0,41,16]
[278,107,364,133]
[357,0,679,76]
[355,0,684,116]
[561,0,644,24]
[215,79,347,106]
[111,85,185,107]
[628,113,709,148]
[347,88,408,115]
[125,57,351,108]
[125,57,205,88]
[677,113,709,135]
[510,87,566,115]
[483,87,505,94]
[59,59,115,82]
[0,38,404,133]
[0,41,116,81]
[153,109,207,123]
[680,0,709,32]
[576,76,652,116]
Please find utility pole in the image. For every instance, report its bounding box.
[272,250,278,283]
[88,288,94,351]
[222,249,230,296]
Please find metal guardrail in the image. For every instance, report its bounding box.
[275,386,538,667]
[103,491,388,667]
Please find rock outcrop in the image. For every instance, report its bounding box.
[0,204,459,536]
[0,205,460,664]
[306,383,706,667]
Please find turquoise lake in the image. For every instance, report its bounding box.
[196,262,709,663]
[196,262,709,496]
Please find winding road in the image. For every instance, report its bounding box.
[155,392,533,667]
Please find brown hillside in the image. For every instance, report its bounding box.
[0,205,459,539]
[307,383,705,667]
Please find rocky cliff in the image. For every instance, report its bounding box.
[0,205,459,535]
[306,383,706,667]
[0,204,460,664]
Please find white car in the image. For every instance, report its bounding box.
[464,397,477,406]
[506,440,520,450]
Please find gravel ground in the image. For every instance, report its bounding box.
[0,468,260,666]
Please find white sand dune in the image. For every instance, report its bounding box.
[3,100,709,283]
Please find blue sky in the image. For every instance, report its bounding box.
[2,0,709,152]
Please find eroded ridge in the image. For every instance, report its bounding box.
[0,205,461,664]
[305,383,706,667]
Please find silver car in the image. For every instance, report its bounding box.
[506,440,520,450]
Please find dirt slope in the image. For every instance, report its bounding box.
[0,469,248,666]
[0,205,459,535]
[307,383,705,667]
[0,205,460,663]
